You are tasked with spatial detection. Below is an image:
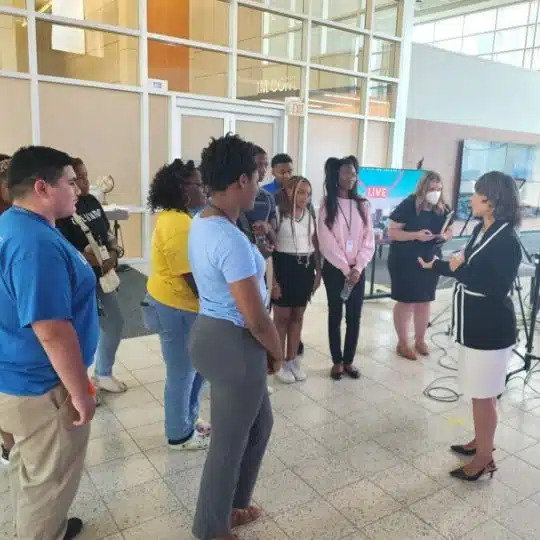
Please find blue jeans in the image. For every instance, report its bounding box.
[142,294,203,441]
[95,289,124,377]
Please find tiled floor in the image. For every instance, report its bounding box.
[3,288,540,539]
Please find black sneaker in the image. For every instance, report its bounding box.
[1,444,9,465]
[297,341,305,356]
[64,518,83,540]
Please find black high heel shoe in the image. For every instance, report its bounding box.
[449,460,497,481]
[450,444,496,456]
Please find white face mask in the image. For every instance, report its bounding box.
[425,190,441,205]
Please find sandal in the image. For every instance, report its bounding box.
[415,341,429,356]
[343,364,360,379]
[330,363,344,380]
[231,506,262,529]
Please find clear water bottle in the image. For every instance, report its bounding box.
[340,281,354,302]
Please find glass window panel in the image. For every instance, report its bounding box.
[0,15,28,72]
[370,38,399,77]
[37,21,138,84]
[148,41,228,96]
[309,68,364,114]
[311,23,365,71]
[368,79,396,118]
[463,10,496,35]
[249,0,305,15]
[532,48,540,69]
[494,27,527,53]
[494,50,525,67]
[236,56,301,103]
[413,23,435,44]
[533,25,540,47]
[36,0,138,29]
[364,121,391,167]
[238,6,304,62]
[434,17,463,41]
[529,1,539,23]
[312,0,366,29]
[524,48,533,69]
[147,0,229,47]
[526,25,535,48]
[496,2,530,29]
[374,0,399,37]
[436,37,463,53]
[462,33,494,56]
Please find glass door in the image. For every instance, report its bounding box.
[173,97,284,165]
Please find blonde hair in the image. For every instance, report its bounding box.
[415,170,445,215]
[279,175,314,254]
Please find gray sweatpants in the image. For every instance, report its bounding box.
[189,315,273,540]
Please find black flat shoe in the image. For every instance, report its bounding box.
[450,461,497,482]
[450,444,495,456]
[64,518,83,540]
[343,364,360,379]
[330,364,343,380]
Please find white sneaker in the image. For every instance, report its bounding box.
[290,359,307,382]
[169,430,210,451]
[275,363,296,384]
[195,418,211,435]
[93,375,127,393]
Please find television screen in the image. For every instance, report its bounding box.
[456,139,540,233]
[357,167,426,236]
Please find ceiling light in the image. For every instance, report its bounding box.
[324,93,362,101]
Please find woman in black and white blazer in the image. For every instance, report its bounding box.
[419,171,521,482]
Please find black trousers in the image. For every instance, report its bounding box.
[322,260,366,365]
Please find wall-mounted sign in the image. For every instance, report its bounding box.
[148,78,168,93]
[257,76,298,95]
[285,97,305,116]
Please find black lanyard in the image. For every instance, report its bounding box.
[338,199,353,233]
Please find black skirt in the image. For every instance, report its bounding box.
[388,242,441,303]
[272,251,315,308]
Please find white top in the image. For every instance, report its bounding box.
[276,210,314,255]
[472,229,485,247]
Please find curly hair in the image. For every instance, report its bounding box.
[147,158,197,213]
[199,133,257,193]
[324,156,368,228]
[0,154,11,185]
[475,171,521,227]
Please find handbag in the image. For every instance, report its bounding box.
[71,214,120,293]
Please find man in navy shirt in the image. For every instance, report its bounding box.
[0,146,99,540]
[263,152,293,196]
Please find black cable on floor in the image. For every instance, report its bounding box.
[422,325,462,403]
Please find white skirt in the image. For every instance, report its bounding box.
[457,343,513,399]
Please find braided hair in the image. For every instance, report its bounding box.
[278,175,314,255]
[324,156,368,229]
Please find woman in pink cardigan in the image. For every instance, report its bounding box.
[318,157,375,380]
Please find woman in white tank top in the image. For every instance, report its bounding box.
[272,176,321,384]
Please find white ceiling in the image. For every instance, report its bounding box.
[414,0,526,22]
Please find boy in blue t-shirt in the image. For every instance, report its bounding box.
[0,146,99,540]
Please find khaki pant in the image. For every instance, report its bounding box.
[0,384,90,540]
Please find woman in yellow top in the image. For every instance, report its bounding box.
[143,159,209,450]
